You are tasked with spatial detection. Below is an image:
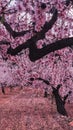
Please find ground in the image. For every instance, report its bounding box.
[0,86,73,130]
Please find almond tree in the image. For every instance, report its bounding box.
[30,77,72,116]
[0,0,73,99]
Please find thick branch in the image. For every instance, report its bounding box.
[52,86,68,116]
[6,9,58,57]
[33,8,58,41]
[0,8,58,39]
[7,39,30,55]
[1,9,73,62]
[0,40,10,45]
[30,77,68,116]
[7,37,73,61]
[29,37,73,61]
[0,16,30,38]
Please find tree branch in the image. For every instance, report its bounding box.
[0,16,30,38]
[7,37,73,61]
[0,8,58,39]
[29,37,73,61]
[52,86,68,116]
[63,91,72,104]
[31,8,58,42]
[2,8,73,63]
[0,40,10,45]
[6,9,58,57]
[30,77,68,116]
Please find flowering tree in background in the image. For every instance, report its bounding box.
[0,0,73,100]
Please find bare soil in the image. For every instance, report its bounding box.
[0,86,73,130]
